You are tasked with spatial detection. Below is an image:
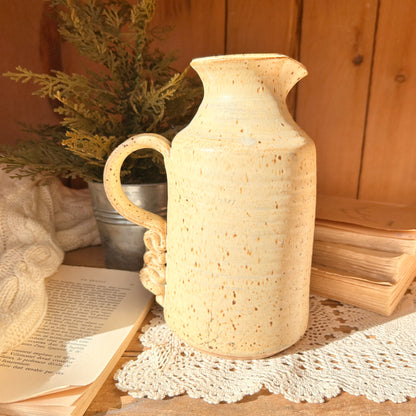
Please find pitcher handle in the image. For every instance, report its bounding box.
[103,133,171,306]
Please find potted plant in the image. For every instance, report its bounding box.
[0,0,201,270]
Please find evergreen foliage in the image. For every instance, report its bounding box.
[1,0,201,183]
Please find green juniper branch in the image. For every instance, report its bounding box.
[1,0,201,183]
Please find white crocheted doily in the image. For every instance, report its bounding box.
[115,282,416,404]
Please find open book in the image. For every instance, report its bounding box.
[0,265,153,416]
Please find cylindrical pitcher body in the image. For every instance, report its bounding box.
[162,54,316,358]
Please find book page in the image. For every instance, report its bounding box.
[0,265,153,403]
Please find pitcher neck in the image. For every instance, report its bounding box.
[191,54,307,109]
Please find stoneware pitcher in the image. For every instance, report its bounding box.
[104,54,316,359]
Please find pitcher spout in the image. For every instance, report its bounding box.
[277,55,308,98]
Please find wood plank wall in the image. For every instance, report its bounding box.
[1,0,415,205]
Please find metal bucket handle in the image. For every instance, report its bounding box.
[103,133,171,305]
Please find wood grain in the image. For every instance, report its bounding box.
[296,0,378,198]
[226,0,300,56]
[358,0,416,204]
[88,389,416,416]
[0,0,59,145]
[2,1,416,202]
[150,0,226,71]
[226,0,301,114]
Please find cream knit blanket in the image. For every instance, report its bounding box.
[0,171,100,353]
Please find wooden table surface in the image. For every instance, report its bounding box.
[65,246,416,416]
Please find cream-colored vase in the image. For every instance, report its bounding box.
[104,54,316,359]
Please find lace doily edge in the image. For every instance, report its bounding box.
[113,358,415,405]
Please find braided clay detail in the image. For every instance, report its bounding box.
[139,229,167,306]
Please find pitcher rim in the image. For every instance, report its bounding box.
[191,53,295,65]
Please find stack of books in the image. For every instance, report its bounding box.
[311,195,416,316]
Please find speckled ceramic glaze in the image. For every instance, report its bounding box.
[104,54,316,359]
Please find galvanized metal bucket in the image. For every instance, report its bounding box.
[88,181,167,271]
